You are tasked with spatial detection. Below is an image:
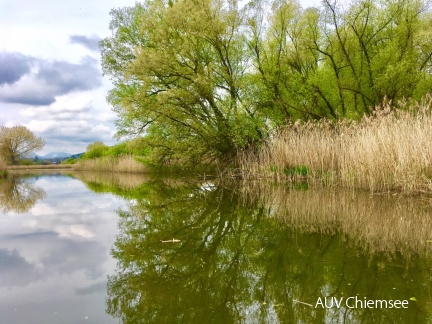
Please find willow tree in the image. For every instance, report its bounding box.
[305,0,432,117]
[247,0,432,119]
[102,0,432,165]
[245,0,324,122]
[0,126,45,165]
[101,0,264,165]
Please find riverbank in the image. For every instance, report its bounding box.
[0,158,6,178]
[6,164,73,170]
[239,97,432,194]
[72,155,147,173]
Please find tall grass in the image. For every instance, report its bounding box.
[73,155,147,173]
[239,96,432,193]
[7,164,72,170]
[0,157,6,178]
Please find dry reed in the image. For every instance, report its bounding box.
[0,157,6,170]
[73,155,147,173]
[7,164,72,170]
[0,157,6,177]
[239,96,432,193]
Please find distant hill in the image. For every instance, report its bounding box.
[25,152,84,161]
[41,152,71,159]
[70,153,84,159]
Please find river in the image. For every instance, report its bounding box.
[0,171,431,323]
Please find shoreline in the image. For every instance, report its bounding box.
[6,164,73,170]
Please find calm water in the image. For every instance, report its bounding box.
[1,172,432,323]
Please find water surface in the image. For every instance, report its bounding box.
[1,172,432,323]
[0,172,125,324]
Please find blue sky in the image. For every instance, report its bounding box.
[0,0,321,155]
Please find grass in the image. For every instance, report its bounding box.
[239,95,432,193]
[73,155,147,173]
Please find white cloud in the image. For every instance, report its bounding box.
[0,0,320,155]
[0,0,137,154]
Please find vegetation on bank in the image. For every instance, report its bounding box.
[71,140,217,174]
[73,155,147,173]
[4,0,430,191]
[0,157,6,178]
[101,0,432,166]
[71,141,147,172]
[239,97,432,193]
[6,164,73,170]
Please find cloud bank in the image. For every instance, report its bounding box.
[0,52,102,106]
[0,52,32,86]
[70,34,101,52]
[0,52,101,106]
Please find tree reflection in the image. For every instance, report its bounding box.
[103,179,432,323]
[0,176,46,213]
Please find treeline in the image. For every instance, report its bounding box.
[101,0,432,166]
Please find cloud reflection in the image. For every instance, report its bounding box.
[0,231,106,287]
[0,248,41,287]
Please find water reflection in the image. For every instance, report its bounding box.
[103,179,432,323]
[73,171,149,192]
[0,173,124,324]
[2,172,432,323]
[0,175,45,213]
[241,183,432,257]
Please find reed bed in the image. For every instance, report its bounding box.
[0,157,6,177]
[241,183,432,257]
[73,155,147,173]
[239,96,432,193]
[7,164,72,170]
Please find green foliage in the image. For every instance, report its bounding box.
[101,0,266,165]
[62,158,76,165]
[101,0,432,166]
[81,141,138,161]
[284,165,308,177]
[247,0,432,119]
[84,144,109,159]
[86,141,106,152]
[19,159,36,166]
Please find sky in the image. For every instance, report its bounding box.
[0,0,322,155]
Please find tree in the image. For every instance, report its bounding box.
[247,0,432,119]
[0,126,45,164]
[101,0,265,165]
[102,0,432,165]
[86,141,106,152]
